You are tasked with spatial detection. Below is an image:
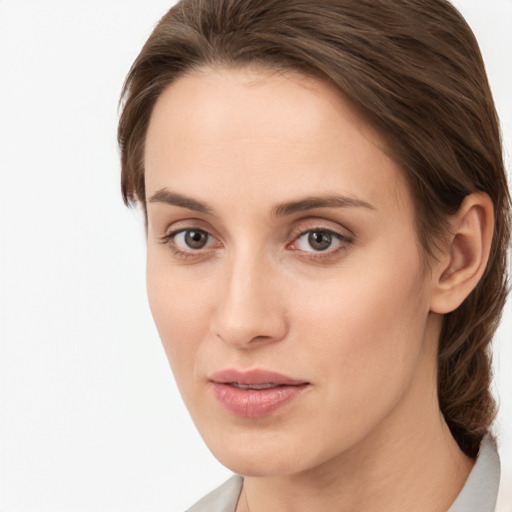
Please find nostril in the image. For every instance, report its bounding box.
[210,272,288,347]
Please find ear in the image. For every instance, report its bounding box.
[430,192,494,314]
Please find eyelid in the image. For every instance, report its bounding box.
[286,221,355,259]
[288,217,354,242]
[160,217,215,235]
[289,228,351,247]
[162,227,218,243]
[157,216,221,244]
[158,224,223,261]
[157,218,354,261]
[170,229,216,250]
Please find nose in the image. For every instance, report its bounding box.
[210,252,288,349]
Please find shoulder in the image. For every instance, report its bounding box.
[185,475,243,512]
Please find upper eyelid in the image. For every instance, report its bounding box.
[290,229,351,251]
[162,221,222,243]
[295,227,348,238]
[289,213,355,231]
[290,222,354,242]
[159,212,352,232]
[163,227,216,243]
[163,218,212,233]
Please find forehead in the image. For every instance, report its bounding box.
[144,65,411,218]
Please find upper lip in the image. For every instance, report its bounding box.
[209,369,309,386]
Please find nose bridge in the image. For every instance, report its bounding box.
[212,245,287,348]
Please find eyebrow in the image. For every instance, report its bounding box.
[272,195,375,217]
[147,189,375,217]
[148,189,215,215]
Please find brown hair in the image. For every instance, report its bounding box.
[118,0,509,457]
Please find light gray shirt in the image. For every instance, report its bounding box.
[186,435,500,512]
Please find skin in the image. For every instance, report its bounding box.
[144,66,492,511]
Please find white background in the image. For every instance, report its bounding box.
[0,1,510,510]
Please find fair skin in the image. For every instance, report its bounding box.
[143,66,493,512]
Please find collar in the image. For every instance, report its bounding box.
[448,434,500,512]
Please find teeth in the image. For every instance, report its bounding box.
[231,382,277,390]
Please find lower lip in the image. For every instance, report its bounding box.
[210,382,309,418]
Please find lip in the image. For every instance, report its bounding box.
[209,369,310,418]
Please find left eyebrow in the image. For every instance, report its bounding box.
[272,195,376,217]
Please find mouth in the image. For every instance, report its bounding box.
[208,369,310,418]
[229,382,286,390]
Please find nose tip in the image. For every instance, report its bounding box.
[212,299,288,349]
[214,321,280,349]
[210,264,288,349]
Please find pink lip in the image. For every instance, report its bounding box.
[209,369,309,418]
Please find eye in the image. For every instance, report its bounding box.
[174,229,210,250]
[171,229,213,250]
[293,229,348,253]
[301,231,335,252]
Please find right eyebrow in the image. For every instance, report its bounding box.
[147,189,215,216]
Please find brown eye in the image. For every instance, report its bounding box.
[162,227,221,258]
[307,231,333,251]
[292,228,349,255]
[183,230,209,249]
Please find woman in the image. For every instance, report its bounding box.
[118,0,509,510]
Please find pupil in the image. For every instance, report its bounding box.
[308,231,332,251]
[185,230,208,249]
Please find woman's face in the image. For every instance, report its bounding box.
[144,66,443,477]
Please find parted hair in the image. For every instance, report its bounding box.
[118,0,510,457]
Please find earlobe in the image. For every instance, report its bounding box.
[430,192,494,314]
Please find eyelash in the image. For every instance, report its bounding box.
[288,228,353,261]
[159,226,353,261]
[159,228,220,260]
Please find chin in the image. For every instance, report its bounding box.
[214,449,302,478]
[202,426,322,478]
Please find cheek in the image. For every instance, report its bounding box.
[146,254,215,381]
[292,251,431,414]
